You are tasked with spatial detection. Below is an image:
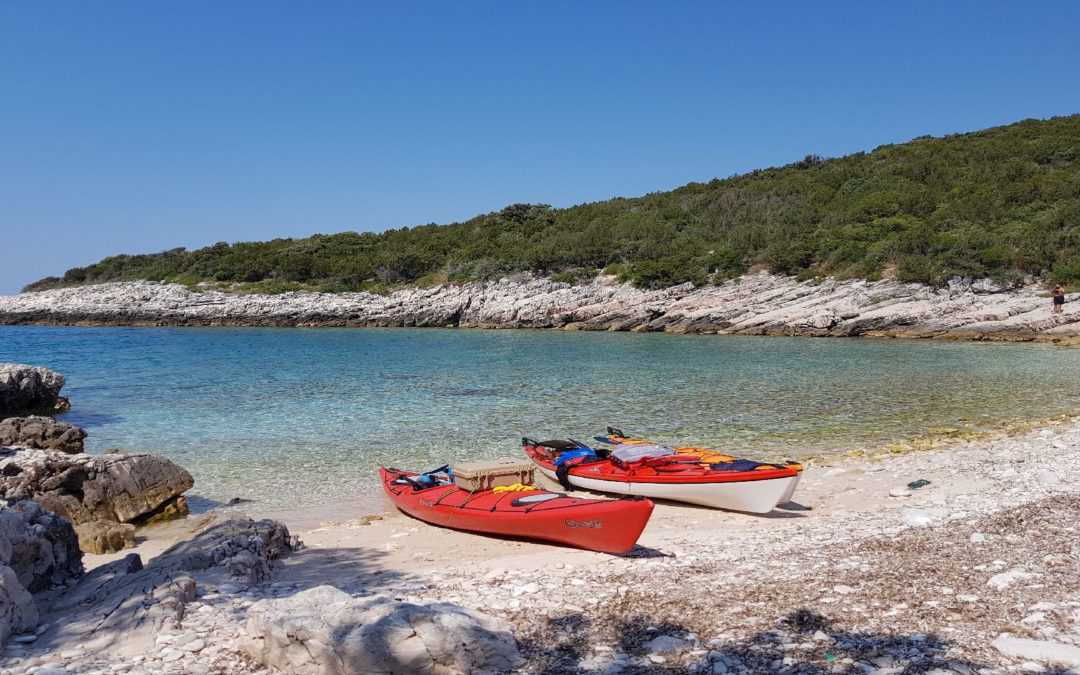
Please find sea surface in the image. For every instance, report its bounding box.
[3,326,1080,517]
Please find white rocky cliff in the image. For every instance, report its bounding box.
[1,274,1079,340]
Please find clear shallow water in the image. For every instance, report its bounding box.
[3,326,1080,515]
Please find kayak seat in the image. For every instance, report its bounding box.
[554,448,596,467]
[539,439,580,451]
[709,459,769,472]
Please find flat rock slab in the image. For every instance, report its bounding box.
[41,515,297,658]
[991,635,1080,668]
[241,585,523,675]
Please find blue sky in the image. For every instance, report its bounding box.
[2,1,1079,294]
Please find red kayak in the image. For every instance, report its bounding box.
[522,438,800,513]
[380,467,654,553]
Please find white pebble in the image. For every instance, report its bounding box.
[1036,470,1059,486]
[988,569,1038,590]
[511,582,540,596]
[180,639,205,653]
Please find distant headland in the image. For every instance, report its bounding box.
[7,114,1080,341]
[20,115,1080,298]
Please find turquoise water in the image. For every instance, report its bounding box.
[3,326,1080,515]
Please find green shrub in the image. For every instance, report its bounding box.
[549,268,596,284]
[26,115,1080,292]
[239,280,306,295]
[1051,259,1080,285]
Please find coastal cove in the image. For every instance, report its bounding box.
[5,4,1080,670]
[4,325,1080,517]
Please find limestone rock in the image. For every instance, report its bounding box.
[42,515,297,658]
[642,634,693,654]
[138,495,188,525]
[0,499,81,648]
[74,520,136,554]
[971,278,1016,294]
[0,275,1077,340]
[0,416,86,453]
[988,569,1038,590]
[0,364,67,418]
[241,585,522,675]
[1035,470,1059,486]
[0,447,193,525]
[991,635,1080,668]
[902,507,950,527]
[0,564,37,647]
[0,500,83,592]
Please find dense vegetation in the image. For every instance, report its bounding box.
[27,115,1080,293]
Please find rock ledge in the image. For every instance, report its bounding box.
[1,275,1079,340]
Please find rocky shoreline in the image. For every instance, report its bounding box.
[5,364,1080,673]
[0,364,527,674]
[5,410,1080,674]
[2,274,1080,341]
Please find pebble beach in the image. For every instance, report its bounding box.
[6,415,1080,674]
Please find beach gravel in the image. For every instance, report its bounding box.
[6,418,1080,673]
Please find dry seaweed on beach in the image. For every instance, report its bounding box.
[513,494,1080,673]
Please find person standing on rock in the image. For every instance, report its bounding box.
[1052,283,1066,314]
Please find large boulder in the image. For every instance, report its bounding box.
[0,448,193,526]
[0,500,83,592]
[0,499,83,648]
[0,565,37,647]
[0,416,86,453]
[241,585,522,675]
[0,364,68,418]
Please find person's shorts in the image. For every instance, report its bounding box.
[1054,295,1065,305]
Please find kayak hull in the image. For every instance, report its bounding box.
[380,467,653,553]
[779,472,802,504]
[523,442,799,513]
[533,465,797,513]
[598,431,805,506]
